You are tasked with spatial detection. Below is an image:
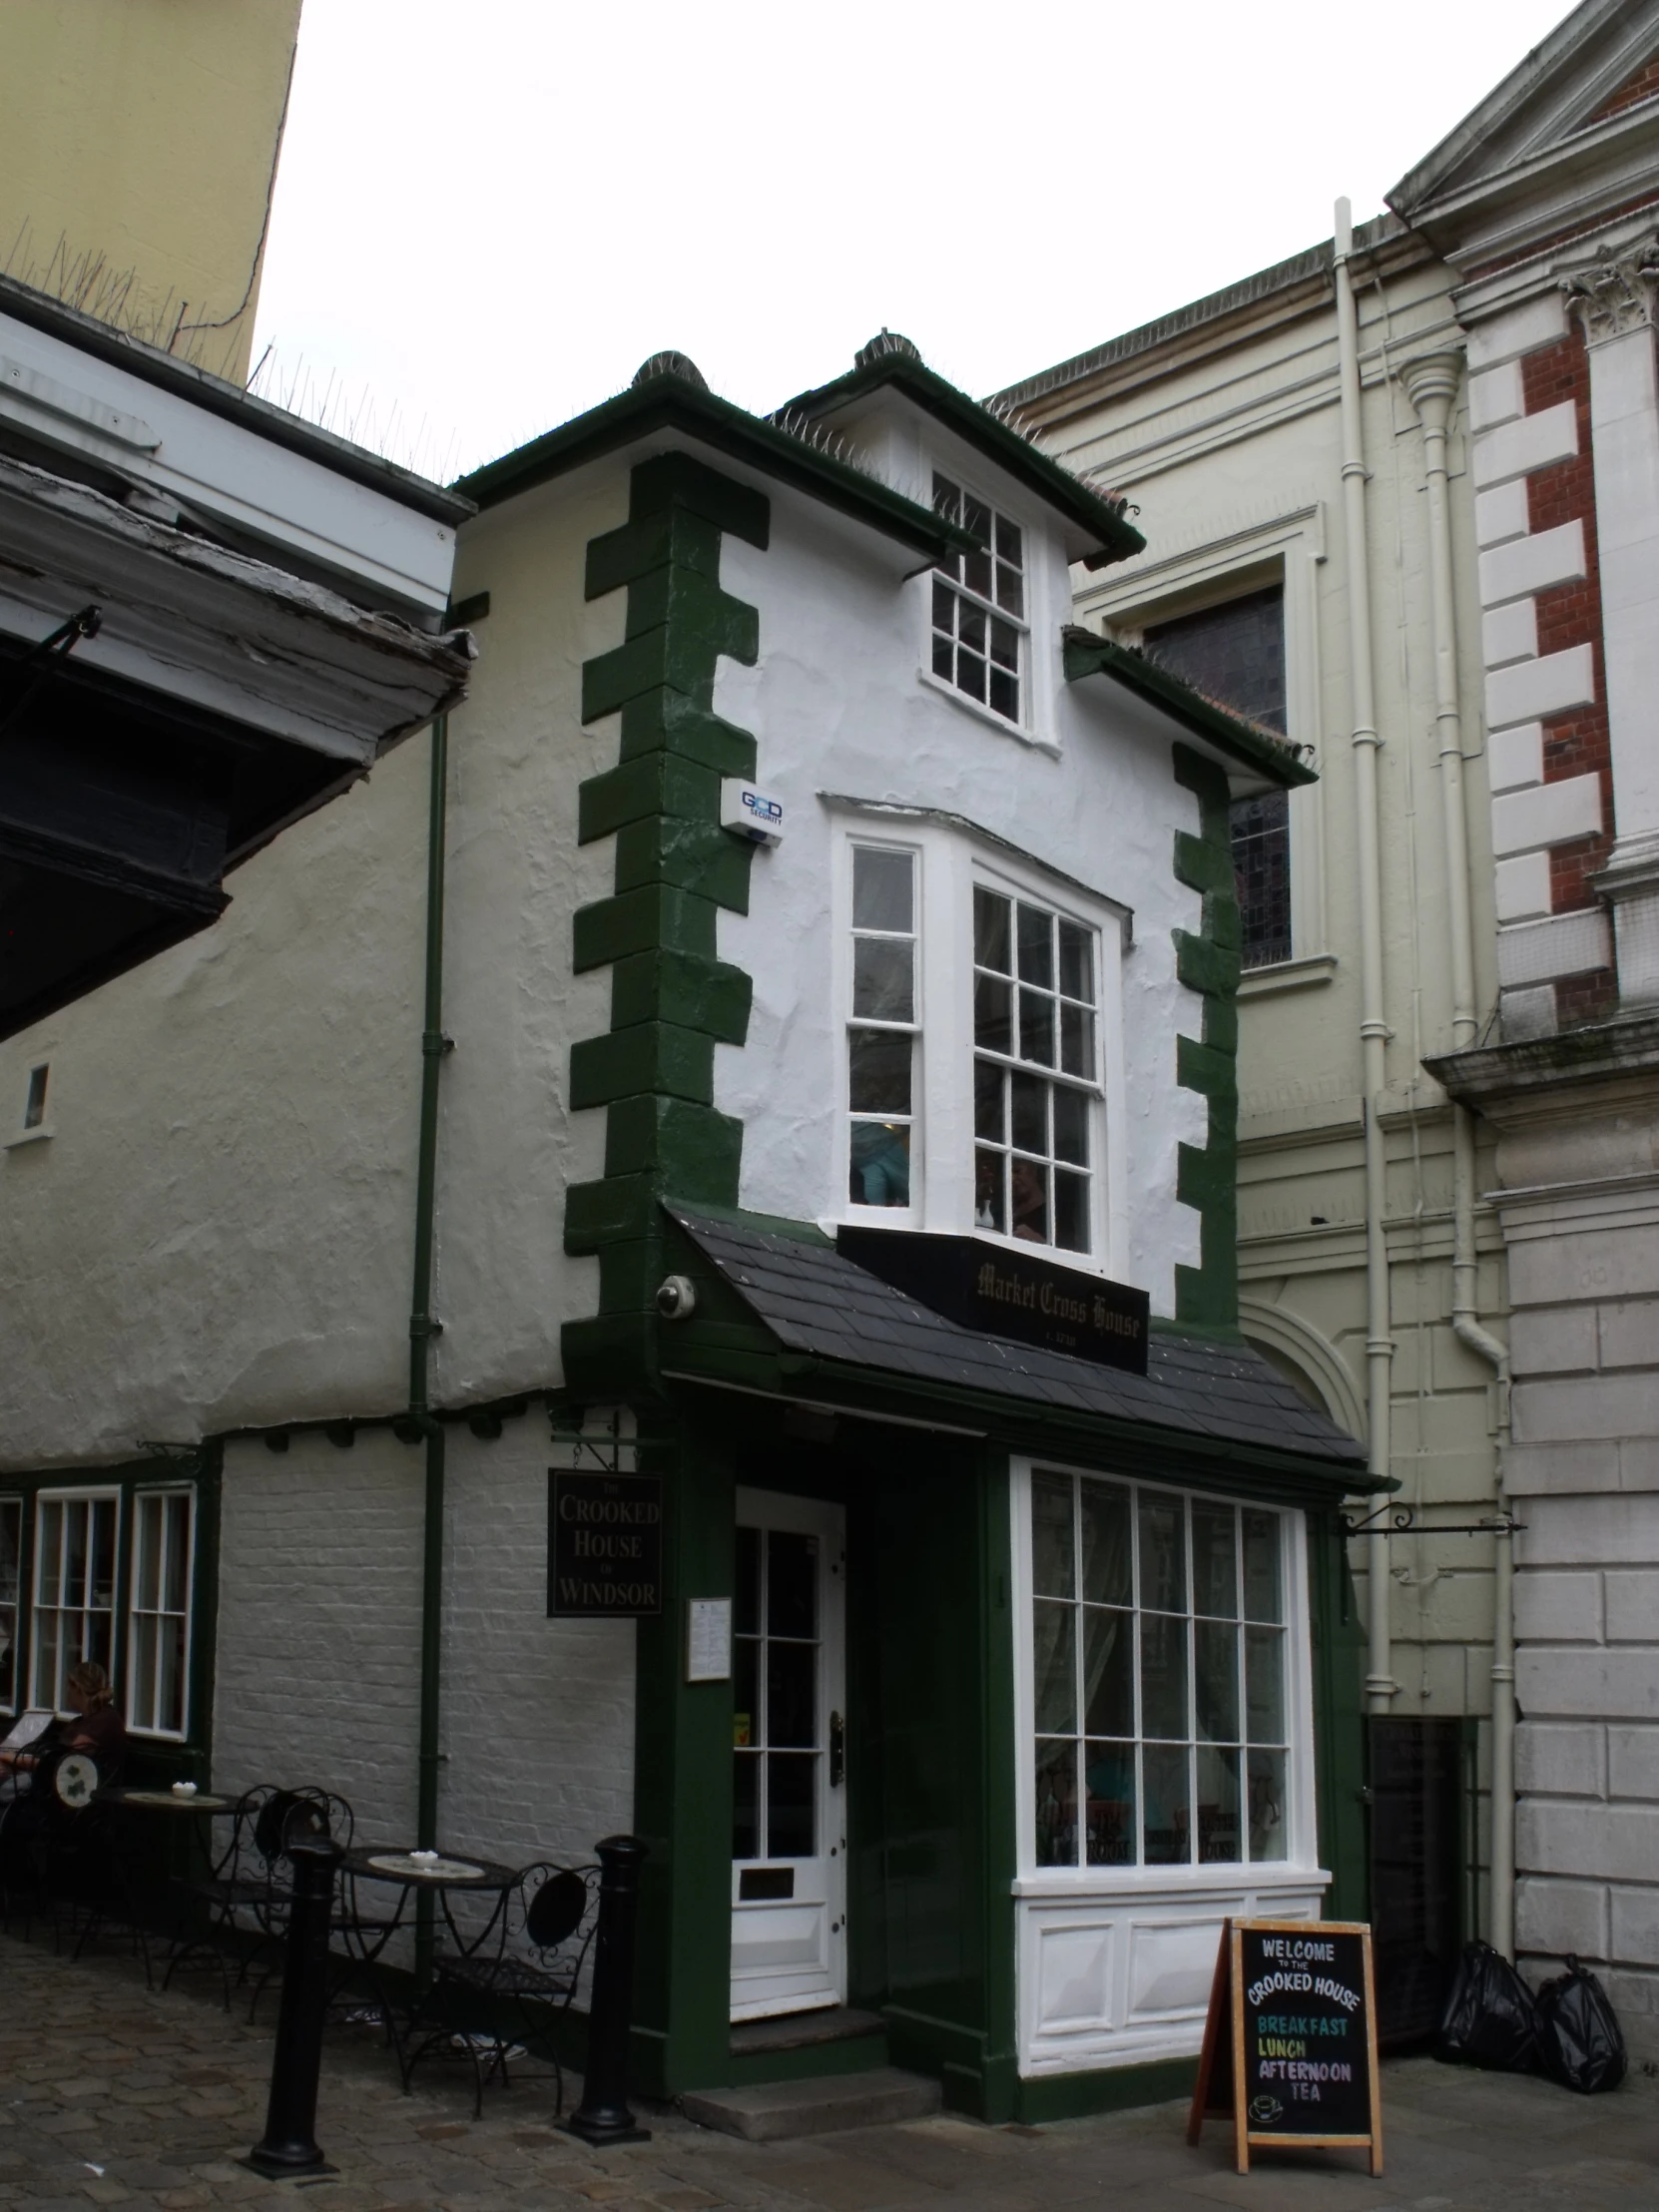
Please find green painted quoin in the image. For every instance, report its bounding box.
[563,453,771,1388]
[1171,744,1243,1331]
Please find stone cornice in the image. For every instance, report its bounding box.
[1426,1010,1659,1120]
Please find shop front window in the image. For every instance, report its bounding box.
[127,1488,195,1738]
[1029,1468,1291,1871]
[31,1490,119,1715]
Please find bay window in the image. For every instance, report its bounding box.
[973,885,1100,1254]
[846,843,918,1211]
[1027,1465,1295,1873]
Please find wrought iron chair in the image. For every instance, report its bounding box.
[401,1861,600,2117]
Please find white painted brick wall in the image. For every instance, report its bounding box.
[1517,1649,1659,1721]
[214,1433,424,1840]
[1507,1304,1597,1375]
[1608,1725,1659,1797]
[1598,1300,1659,1371]
[440,1428,635,1871]
[1515,1716,1605,1794]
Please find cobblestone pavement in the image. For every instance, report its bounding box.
[2,1931,1656,2211]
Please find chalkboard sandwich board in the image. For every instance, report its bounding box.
[1187,1918,1382,2177]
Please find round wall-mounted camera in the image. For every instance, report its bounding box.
[656,1274,698,1321]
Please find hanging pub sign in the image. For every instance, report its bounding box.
[1188,1919,1382,2177]
[835,1226,1148,1375]
[546,1470,663,1618]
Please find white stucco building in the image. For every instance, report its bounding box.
[1,335,1371,2116]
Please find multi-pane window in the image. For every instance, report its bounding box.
[847,845,917,1210]
[734,1526,821,1862]
[931,473,1024,724]
[0,1500,20,1712]
[1142,585,1292,968]
[128,1489,195,1737]
[1030,1468,1291,1872]
[973,886,1098,1253]
[31,1491,118,1715]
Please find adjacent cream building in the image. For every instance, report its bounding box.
[0,0,304,380]
[1001,0,1659,2055]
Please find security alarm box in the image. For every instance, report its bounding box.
[720,780,786,846]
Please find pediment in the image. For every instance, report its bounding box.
[1389,0,1659,229]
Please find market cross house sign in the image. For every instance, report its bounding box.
[546,1470,664,1617]
[835,1227,1149,1375]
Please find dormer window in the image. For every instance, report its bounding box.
[931,474,1025,724]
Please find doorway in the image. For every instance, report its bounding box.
[730,1488,846,2020]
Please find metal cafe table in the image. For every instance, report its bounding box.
[91,1785,239,1986]
[335,1847,516,2068]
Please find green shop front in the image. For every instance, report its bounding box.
[556,1203,1370,2124]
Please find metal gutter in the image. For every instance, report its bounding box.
[0,273,473,525]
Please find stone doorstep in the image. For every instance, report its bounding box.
[728,2006,886,2056]
[679,2065,942,2143]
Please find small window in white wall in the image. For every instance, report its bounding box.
[931,475,1025,725]
[973,885,1099,1253]
[846,845,918,1210]
[128,1488,195,1738]
[1028,1467,1292,1872]
[31,1490,119,1715]
[23,1065,49,1131]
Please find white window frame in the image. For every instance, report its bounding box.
[29,1486,121,1719]
[836,835,924,1231]
[970,870,1105,1263]
[126,1485,197,1741]
[1008,1458,1320,1893]
[828,812,1129,1278]
[0,1495,21,1716]
[1074,511,1333,992]
[927,470,1030,732]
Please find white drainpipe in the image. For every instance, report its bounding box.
[1401,351,1517,1959]
[1334,200,1397,1716]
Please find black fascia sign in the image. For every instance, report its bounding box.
[835,1226,1149,1376]
[547,1470,663,1618]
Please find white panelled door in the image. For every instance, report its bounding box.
[730,1488,847,2020]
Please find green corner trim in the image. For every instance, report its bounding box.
[1172,745,1241,1332]
[1064,629,1316,789]
[563,453,769,1378]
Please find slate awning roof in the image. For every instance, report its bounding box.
[667,1206,1367,1476]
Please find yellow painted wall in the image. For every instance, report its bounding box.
[0,0,303,382]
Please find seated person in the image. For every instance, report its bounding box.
[0,1661,127,1796]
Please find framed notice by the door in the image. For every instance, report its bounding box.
[1187,1918,1382,2176]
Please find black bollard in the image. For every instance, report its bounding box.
[248,1834,342,2177]
[564,1833,651,2146]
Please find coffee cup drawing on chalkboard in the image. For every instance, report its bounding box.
[1248,2095,1284,2126]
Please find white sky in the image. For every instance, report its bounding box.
[251,0,1574,482]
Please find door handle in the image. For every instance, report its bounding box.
[830,1710,844,1789]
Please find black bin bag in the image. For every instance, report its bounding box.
[1535,1956,1626,2094]
[1434,1940,1542,2072]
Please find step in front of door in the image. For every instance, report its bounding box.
[680,2066,943,2143]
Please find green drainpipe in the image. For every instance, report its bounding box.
[407,714,451,1966]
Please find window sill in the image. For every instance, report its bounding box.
[1238,953,1337,1000]
[1012,1863,1330,1899]
[2,1125,53,1151]
[916,666,1059,754]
